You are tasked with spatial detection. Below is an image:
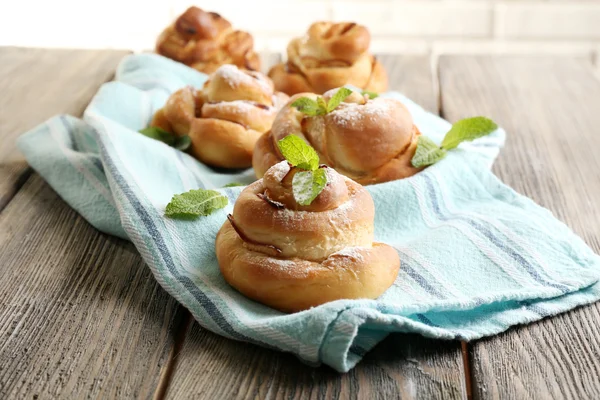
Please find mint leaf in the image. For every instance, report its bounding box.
[139,126,176,146]
[411,136,447,168]
[277,135,319,171]
[326,87,353,112]
[361,90,379,99]
[292,168,328,205]
[223,182,244,187]
[165,189,228,218]
[441,117,498,150]
[317,96,328,113]
[174,135,191,151]
[291,97,323,117]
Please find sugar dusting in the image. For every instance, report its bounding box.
[330,100,391,128]
[331,246,366,261]
[267,161,291,182]
[216,64,272,93]
[219,100,274,115]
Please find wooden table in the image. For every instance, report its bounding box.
[1,47,600,399]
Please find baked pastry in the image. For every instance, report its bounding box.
[151,64,289,168]
[216,161,400,312]
[268,22,387,95]
[253,88,421,184]
[156,6,260,73]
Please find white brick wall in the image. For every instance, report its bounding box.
[1,0,599,62]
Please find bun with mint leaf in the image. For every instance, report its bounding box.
[149,64,289,169]
[268,22,387,95]
[216,137,400,313]
[253,87,422,185]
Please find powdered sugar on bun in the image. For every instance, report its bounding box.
[150,64,289,169]
[252,90,422,184]
[215,163,400,313]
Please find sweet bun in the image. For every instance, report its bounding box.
[268,22,387,95]
[150,64,289,168]
[216,161,400,312]
[253,88,422,184]
[156,6,260,73]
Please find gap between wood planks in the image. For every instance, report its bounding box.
[153,313,194,400]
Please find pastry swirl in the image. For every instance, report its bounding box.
[253,88,422,184]
[268,22,388,95]
[156,6,260,73]
[151,64,289,168]
[216,162,400,313]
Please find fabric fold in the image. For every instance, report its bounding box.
[16,54,600,372]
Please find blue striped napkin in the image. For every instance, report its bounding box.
[17,54,600,372]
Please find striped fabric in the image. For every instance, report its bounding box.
[17,54,600,372]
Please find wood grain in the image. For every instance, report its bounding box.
[0,47,187,399]
[164,55,467,400]
[0,47,128,211]
[439,55,600,399]
[0,174,187,399]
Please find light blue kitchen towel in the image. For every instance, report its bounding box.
[17,54,600,372]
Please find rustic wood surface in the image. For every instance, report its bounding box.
[0,48,187,399]
[163,54,467,400]
[2,48,600,400]
[0,47,128,211]
[0,174,188,399]
[439,56,600,400]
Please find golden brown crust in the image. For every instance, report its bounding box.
[252,89,422,184]
[149,65,289,169]
[156,6,261,73]
[215,164,400,313]
[268,22,388,95]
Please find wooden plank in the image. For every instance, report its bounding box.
[0,174,187,399]
[163,55,467,400]
[0,47,128,211]
[0,48,188,398]
[438,55,600,399]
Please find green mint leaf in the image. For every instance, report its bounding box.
[173,135,191,151]
[277,135,319,171]
[411,136,447,168]
[317,96,328,114]
[165,189,228,218]
[326,87,353,112]
[223,182,244,187]
[441,117,498,150]
[292,168,328,206]
[139,126,176,146]
[291,97,323,117]
[361,90,379,99]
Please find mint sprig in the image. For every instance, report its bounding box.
[165,189,228,219]
[290,87,353,117]
[411,117,498,168]
[277,135,320,171]
[361,90,379,99]
[139,127,192,151]
[292,169,327,206]
[326,87,353,112]
[411,136,447,168]
[276,135,328,205]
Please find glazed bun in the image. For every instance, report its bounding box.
[156,6,260,73]
[150,64,289,168]
[253,88,421,184]
[268,22,387,95]
[216,162,400,313]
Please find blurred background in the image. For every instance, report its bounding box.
[1,0,598,62]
